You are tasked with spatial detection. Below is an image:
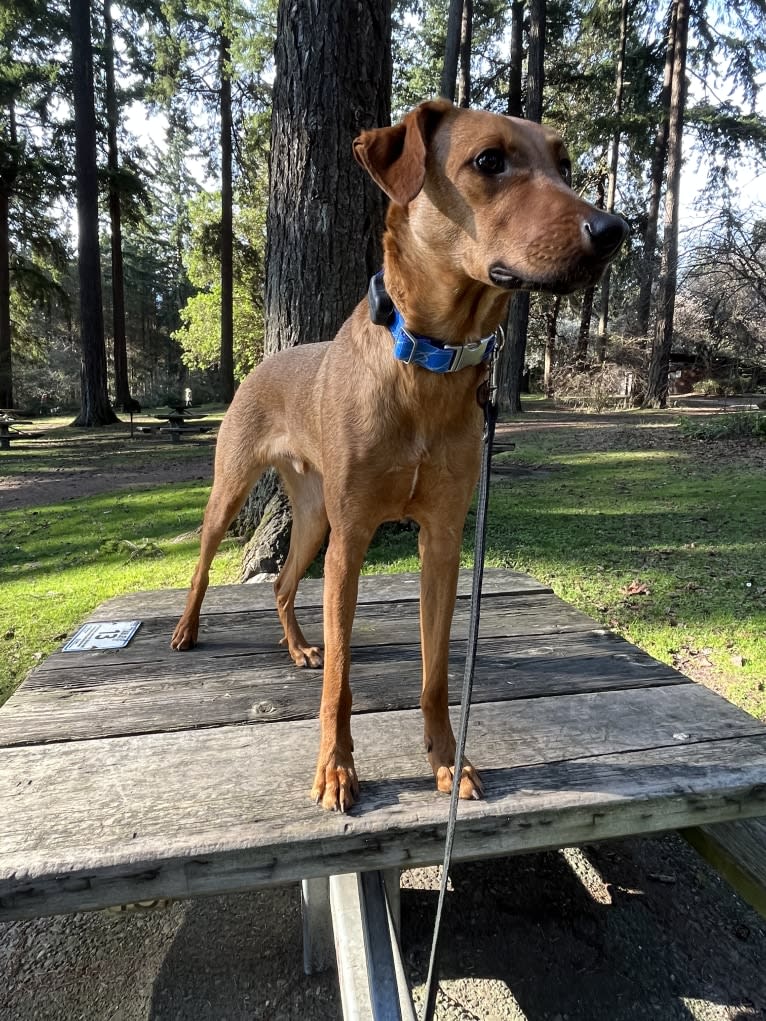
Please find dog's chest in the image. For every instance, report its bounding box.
[383,427,480,516]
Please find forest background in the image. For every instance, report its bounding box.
[1,0,765,424]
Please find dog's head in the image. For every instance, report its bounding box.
[353,100,627,295]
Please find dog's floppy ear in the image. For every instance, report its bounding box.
[353,100,452,207]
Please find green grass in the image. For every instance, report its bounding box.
[0,482,242,703]
[488,445,765,717]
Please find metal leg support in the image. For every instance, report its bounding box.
[301,869,415,1021]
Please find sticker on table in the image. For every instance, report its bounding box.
[62,620,142,652]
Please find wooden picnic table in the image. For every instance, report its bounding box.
[152,405,213,443]
[0,415,33,450]
[0,569,764,1016]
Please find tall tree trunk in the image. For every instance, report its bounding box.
[644,0,689,408]
[636,0,676,336]
[456,0,473,108]
[576,171,606,366]
[71,0,117,426]
[507,0,524,118]
[440,0,463,102]
[595,0,629,361]
[500,0,545,414]
[103,0,129,409]
[526,0,545,122]
[238,0,392,578]
[543,295,561,397]
[0,184,11,409]
[219,27,235,403]
[0,97,15,408]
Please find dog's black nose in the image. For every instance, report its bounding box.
[583,212,628,258]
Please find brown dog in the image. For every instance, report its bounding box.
[171,100,626,812]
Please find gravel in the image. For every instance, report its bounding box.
[1,834,764,1021]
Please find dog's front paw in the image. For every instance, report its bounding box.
[311,752,359,812]
[434,760,484,801]
[170,617,198,651]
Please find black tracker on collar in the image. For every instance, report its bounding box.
[367,270,394,326]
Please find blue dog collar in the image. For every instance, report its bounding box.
[368,272,496,374]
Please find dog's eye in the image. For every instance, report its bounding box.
[474,149,506,175]
[559,159,572,186]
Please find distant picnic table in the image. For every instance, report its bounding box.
[151,405,215,443]
[0,413,34,450]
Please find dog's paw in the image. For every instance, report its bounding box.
[435,761,484,801]
[170,619,197,651]
[311,754,359,813]
[288,642,323,669]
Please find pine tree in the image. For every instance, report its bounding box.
[644,0,689,407]
[70,0,118,425]
[237,0,392,578]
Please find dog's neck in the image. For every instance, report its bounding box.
[381,210,511,345]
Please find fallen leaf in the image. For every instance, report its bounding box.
[623,579,650,596]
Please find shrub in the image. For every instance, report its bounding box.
[692,378,724,396]
[679,412,766,441]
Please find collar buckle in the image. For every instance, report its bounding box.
[444,339,493,372]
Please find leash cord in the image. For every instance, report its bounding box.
[420,378,498,1021]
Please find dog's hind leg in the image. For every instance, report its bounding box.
[171,464,264,651]
[274,464,328,668]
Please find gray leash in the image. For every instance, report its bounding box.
[420,367,498,1021]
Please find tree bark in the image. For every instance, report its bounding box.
[507,0,524,118]
[595,0,629,360]
[543,295,561,397]
[456,0,473,108]
[219,26,235,403]
[237,0,392,576]
[0,184,12,409]
[576,172,606,365]
[262,1,391,359]
[636,0,676,337]
[499,0,545,414]
[526,0,546,123]
[440,0,463,102]
[0,96,15,409]
[644,0,689,408]
[103,0,129,410]
[71,0,117,426]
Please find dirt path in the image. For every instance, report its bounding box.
[0,433,215,511]
[1,414,765,1020]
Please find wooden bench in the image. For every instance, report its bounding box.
[0,570,764,1017]
[159,424,215,443]
[0,419,42,449]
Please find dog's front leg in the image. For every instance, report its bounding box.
[311,527,371,811]
[419,522,484,800]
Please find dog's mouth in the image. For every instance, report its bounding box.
[488,261,611,295]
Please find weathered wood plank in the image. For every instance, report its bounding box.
[0,631,689,747]
[21,628,677,691]
[35,591,596,673]
[90,569,550,620]
[681,818,766,919]
[1,684,764,918]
